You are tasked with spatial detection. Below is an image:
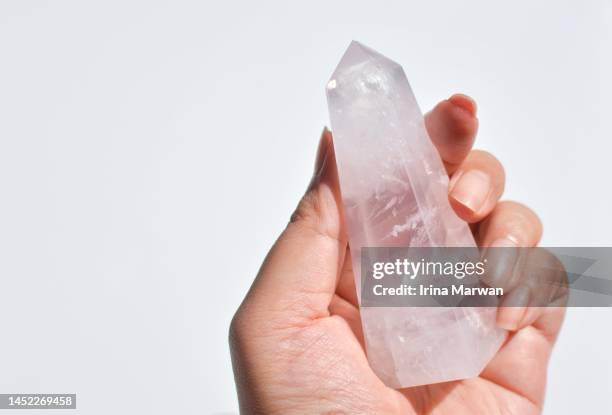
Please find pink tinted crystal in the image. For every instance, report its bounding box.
[325,41,506,388]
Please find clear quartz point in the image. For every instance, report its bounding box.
[325,41,506,388]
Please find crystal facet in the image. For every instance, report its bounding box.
[326,41,506,388]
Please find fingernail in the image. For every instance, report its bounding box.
[497,285,530,330]
[314,127,330,175]
[449,170,491,214]
[489,237,519,248]
[449,94,477,117]
[481,237,518,288]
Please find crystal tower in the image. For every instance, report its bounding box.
[326,41,506,388]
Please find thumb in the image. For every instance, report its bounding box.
[241,128,347,325]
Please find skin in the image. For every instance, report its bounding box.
[229,94,566,414]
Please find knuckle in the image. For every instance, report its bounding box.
[288,185,341,242]
[229,306,251,348]
[495,201,543,242]
[468,150,505,177]
[290,188,323,227]
[499,201,542,226]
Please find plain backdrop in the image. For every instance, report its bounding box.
[1,1,611,414]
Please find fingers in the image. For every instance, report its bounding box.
[234,128,347,329]
[427,95,507,223]
[476,201,565,406]
[425,94,479,173]
[474,201,567,333]
[476,201,542,308]
[476,201,541,331]
[492,251,567,332]
[448,150,506,223]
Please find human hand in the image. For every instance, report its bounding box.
[229,94,565,414]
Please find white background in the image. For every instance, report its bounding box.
[1,1,611,414]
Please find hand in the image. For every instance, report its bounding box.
[229,94,565,414]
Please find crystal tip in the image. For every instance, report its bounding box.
[327,41,401,88]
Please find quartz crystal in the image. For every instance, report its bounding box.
[325,41,506,388]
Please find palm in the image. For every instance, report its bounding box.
[280,253,564,414]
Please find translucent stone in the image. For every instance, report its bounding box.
[326,41,506,388]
